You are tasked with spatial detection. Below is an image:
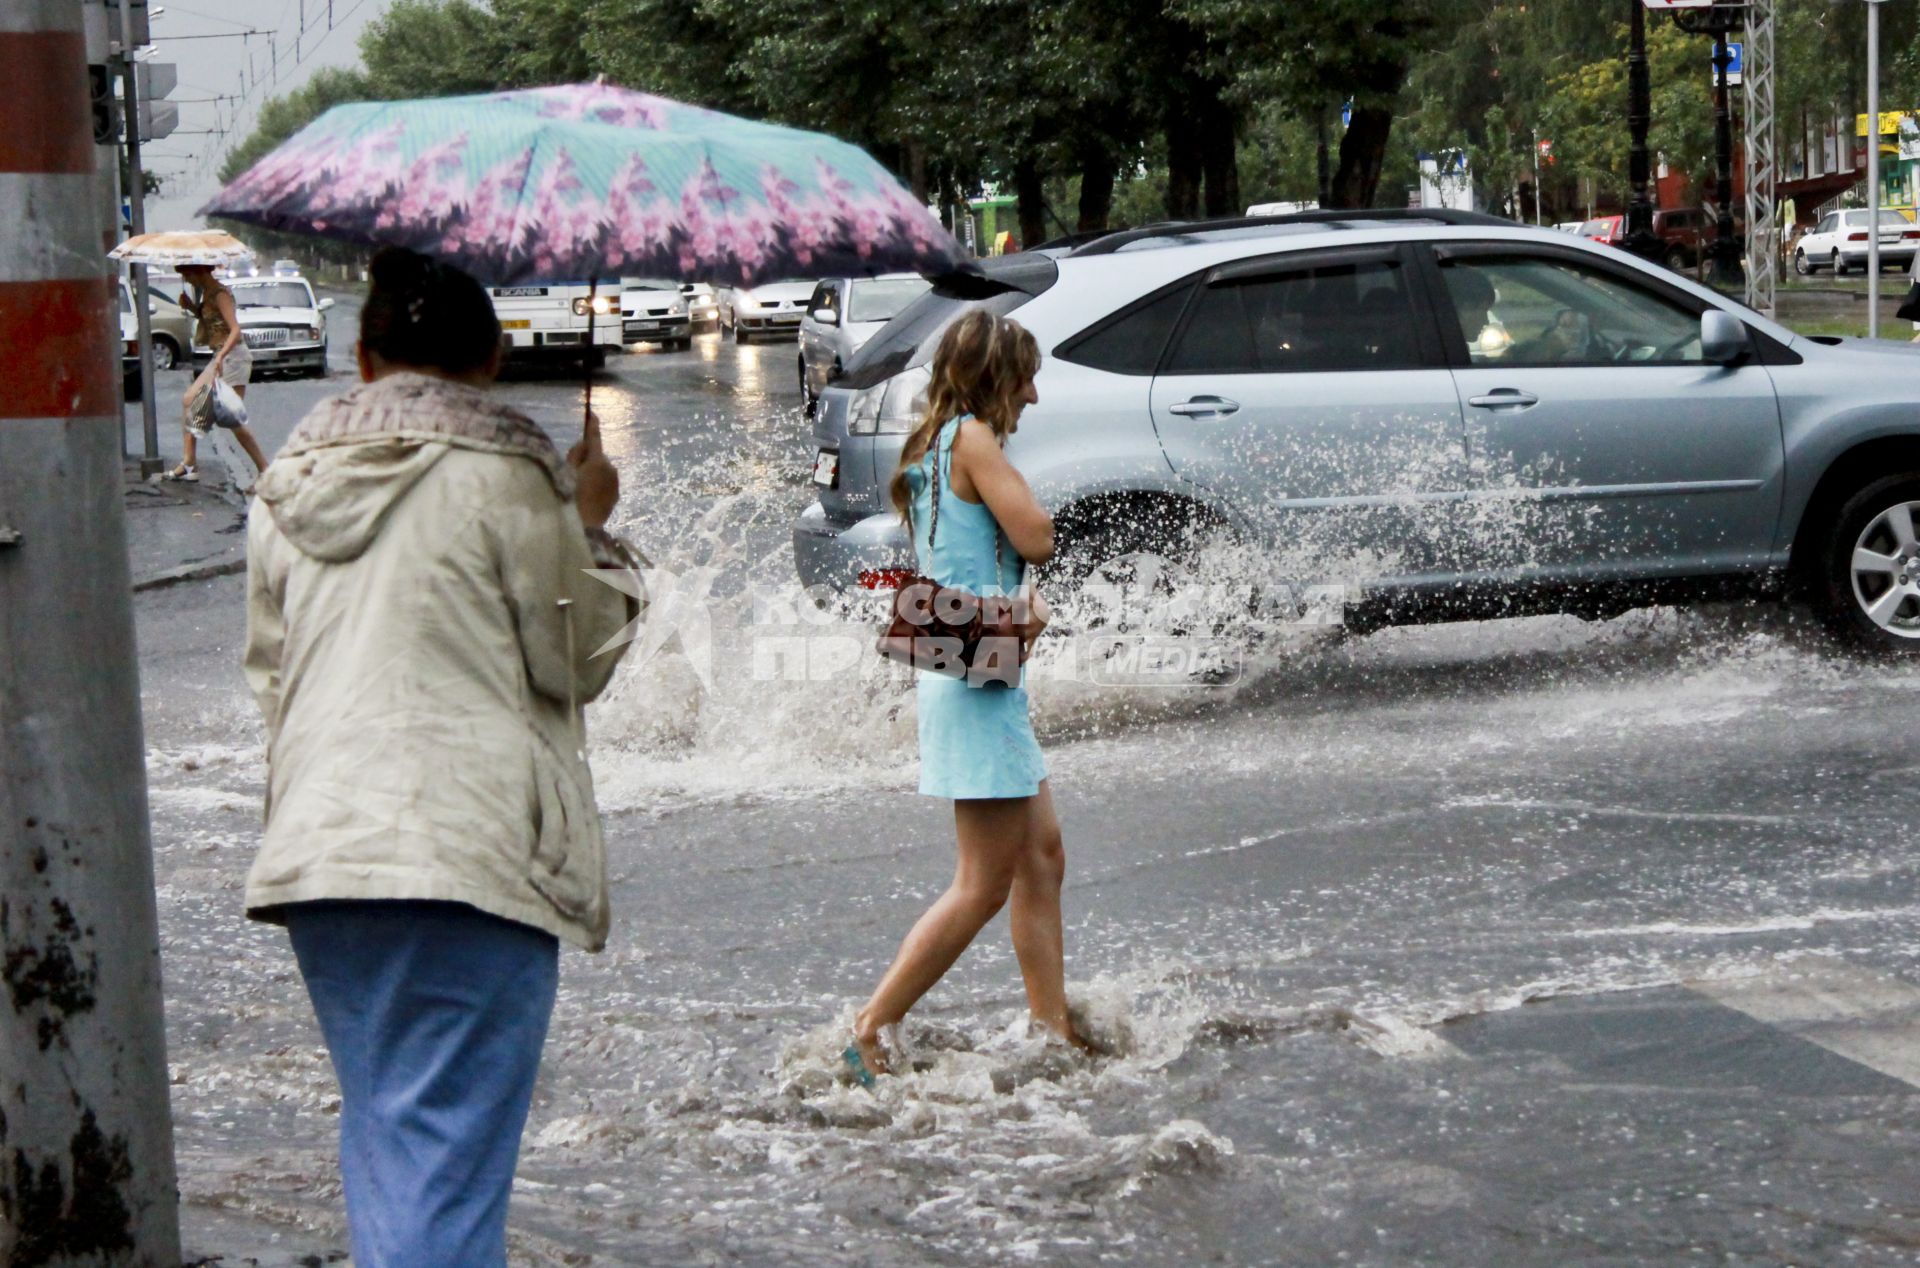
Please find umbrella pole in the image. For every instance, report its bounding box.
[584,278,597,425]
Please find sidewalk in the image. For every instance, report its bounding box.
[123,461,251,593]
[180,1202,349,1267]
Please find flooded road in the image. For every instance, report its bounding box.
[134,323,1920,1265]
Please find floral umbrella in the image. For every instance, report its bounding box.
[110,229,253,269]
[199,81,966,289]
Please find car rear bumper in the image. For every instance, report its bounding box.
[1841,245,1918,266]
[792,501,911,593]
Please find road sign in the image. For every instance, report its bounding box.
[133,60,177,141]
[1724,41,1743,86]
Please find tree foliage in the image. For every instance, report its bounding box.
[216,0,1920,252]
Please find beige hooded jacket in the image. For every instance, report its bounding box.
[242,373,640,950]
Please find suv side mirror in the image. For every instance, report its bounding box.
[1700,310,1749,365]
[317,297,336,312]
[812,307,839,326]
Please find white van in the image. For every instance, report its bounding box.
[487,281,624,367]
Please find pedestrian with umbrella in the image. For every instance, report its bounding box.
[204,79,965,1265]
[110,230,270,486]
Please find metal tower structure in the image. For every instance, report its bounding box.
[1743,0,1779,316]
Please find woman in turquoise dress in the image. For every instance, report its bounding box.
[847,310,1089,1081]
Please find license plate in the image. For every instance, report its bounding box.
[500,319,531,330]
[774,313,801,323]
[812,449,839,488]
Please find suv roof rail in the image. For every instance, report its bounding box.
[1069,208,1517,256]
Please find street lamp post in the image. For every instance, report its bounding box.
[1673,1,1747,288]
[1867,0,1887,338]
[1624,0,1663,261]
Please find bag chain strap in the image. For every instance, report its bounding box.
[918,419,1004,586]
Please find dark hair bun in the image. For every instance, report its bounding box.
[360,247,501,376]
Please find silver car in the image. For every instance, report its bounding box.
[720,279,815,342]
[794,210,1920,652]
[798,273,931,417]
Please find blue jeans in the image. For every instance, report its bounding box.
[286,900,559,1268]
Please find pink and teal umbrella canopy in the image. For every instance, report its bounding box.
[201,82,966,288]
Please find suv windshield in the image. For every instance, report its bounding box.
[847,277,931,323]
[232,282,313,309]
[840,255,1059,389]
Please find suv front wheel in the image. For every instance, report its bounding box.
[1810,474,1920,652]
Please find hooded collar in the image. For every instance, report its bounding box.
[279,371,575,499]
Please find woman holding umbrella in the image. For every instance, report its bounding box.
[166,262,270,484]
[242,247,643,1266]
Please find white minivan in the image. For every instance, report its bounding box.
[488,281,624,367]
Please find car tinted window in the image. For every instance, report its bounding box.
[1057,285,1192,375]
[1438,254,1704,367]
[847,277,931,323]
[1164,258,1426,375]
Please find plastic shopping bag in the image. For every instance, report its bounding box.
[184,369,217,434]
[210,376,249,430]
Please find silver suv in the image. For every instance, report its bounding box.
[793,210,1920,651]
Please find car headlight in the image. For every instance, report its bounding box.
[737,294,762,313]
[671,298,688,315]
[303,326,321,340]
[848,365,931,436]
[573,296,618,316]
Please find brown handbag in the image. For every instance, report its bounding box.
[875,430,1028,688]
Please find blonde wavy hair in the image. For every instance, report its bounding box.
[889,309,1041,518]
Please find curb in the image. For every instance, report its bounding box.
[132,557,248,593]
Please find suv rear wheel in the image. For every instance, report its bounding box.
[1809,473,1920,653]
[1833,250,1848,276]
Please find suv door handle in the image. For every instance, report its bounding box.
[1467,389,1540,410]
[1168,395,1241,417]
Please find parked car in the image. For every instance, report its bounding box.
[118,279,193,380]
[795,208,1920,653]
[620,278,692,349]
[219,275,334,378]
[682,282,720,331]
[1577,215,1624,247]
[1793,208,1920,275]
[720,279,815,341]
[487,281,623,367]
[272,258,302,277]
[798,273,932,416]
[1651,207,1713,271]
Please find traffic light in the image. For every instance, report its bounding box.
[135,62,178,142]
[88,64,119,144]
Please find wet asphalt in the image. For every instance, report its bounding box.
[128,298,1920,1266]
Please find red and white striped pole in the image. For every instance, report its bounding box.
[0,2,181,1262]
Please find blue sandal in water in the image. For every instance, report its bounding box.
[842,1031,888,1088]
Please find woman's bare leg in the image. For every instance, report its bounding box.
[1006,781,1079,1043]
[232,425,269,475]
[179,388,199,469]
[853,796,1030,1063]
